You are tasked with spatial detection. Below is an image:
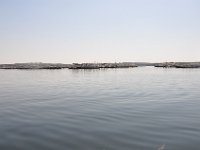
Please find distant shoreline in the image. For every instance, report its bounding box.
[0,62,200,69]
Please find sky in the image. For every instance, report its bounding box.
[0,0,200,63]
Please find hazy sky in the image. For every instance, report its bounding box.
[0,0,200,63]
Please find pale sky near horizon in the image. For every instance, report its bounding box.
[0,0,200,63]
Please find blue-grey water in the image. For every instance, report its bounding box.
[0,67,200,150]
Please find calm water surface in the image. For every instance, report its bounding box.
[0,67,200,150]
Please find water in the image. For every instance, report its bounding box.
[0,67,200,150]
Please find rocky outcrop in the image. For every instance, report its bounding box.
[0,62,138,70]
[69,63,138,69]
[154,62,200,68]
[100,63,137,68]
[69,63,100,69]
[0,63,71,69]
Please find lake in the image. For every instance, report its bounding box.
[0,67,200,150]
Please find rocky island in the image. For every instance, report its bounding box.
[0,62,138,70]
[154,62,200,68]
[69,62,138,69]
[0,63,71,69]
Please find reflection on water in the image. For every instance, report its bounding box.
[0,67,200,150]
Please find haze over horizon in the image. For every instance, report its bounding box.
[1,0,200,64]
